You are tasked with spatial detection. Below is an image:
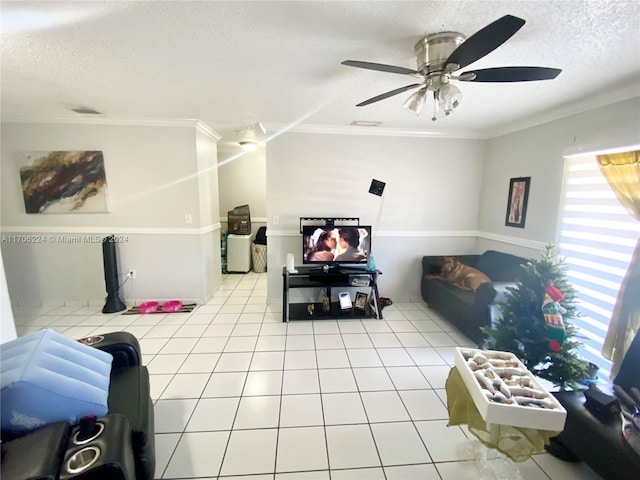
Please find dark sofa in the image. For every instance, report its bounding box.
[1,331,155,480]
[549,330,640,480]
[421,250,527,346]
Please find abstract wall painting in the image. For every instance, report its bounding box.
[19,151,110,214]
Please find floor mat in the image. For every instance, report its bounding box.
[122,303,197,315]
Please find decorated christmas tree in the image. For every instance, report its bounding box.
[482,245,589,389]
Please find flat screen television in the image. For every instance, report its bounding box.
[302,225,371,265]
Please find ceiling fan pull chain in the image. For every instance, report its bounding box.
[431,91,438,122]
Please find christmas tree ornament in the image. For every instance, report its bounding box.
[542,281,567,352]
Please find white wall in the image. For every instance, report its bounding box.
[477,97,640,258]
[0,121,221,307]
[218,144,267,222]
[265,132,485,303]
[1,249,17,343]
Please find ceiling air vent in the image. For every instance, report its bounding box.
[350,121,381,127]
[70,107,102,115]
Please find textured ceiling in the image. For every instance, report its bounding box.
[1,1,639,143]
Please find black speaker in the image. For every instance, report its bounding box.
[101,235,126,314]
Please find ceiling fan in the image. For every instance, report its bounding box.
[341,14,561,121]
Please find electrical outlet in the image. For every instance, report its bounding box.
[127,269,136,279]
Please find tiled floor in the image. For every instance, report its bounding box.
[13,272,603,480]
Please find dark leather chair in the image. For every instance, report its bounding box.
[549,330,640,480]
[1,331,155,480]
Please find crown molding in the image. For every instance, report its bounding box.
[261,122,484,140]
[486,83,640,139]
[1,114,221,139]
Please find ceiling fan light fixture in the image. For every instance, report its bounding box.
[239,141,259,152]
[403,87,428,115]
[436,83,463,116]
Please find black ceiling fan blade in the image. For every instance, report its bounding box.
[356,83,422,107]
[445,15,526,70]
[459,66,562,82]
[342,60,420,76]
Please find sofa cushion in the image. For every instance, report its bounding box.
[474,250,526,281]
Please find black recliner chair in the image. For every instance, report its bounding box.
[549,330,640,480]
[1,331,155,480]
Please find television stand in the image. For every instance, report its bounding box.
[282,265,382,322]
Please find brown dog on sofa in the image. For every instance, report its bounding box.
[426,256,491,292]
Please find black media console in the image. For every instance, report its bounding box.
[282,265,382,322]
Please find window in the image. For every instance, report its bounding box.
[558,153,640,380]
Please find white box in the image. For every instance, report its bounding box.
[454,347,566,431]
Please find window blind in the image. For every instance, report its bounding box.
[559,154,640,380]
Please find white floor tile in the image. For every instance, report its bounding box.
[277,471,330,479]
[346,349,382,367]
[185,397,240,431]
[342,333,374,349]
[234,395,281,429]
[202,371,247,398]
[154,398,198,433]
[360,391,410,422]
[224,335,258,352]
[352,367,394,391]
[405,347,448,365]
[215,352,253,372]
[370,422,431,466]
[325,424,381,469]
[286,334,316,350]
[158,337,198,354]
[319,368,358,393]
[399,390,449,421]
[276,426,328,472]
[220,429,278,476]
[255,335,287,351]
[386,366,431,390]
[282,369,320,394]
[161,373,209,399]
[331,467,385,479]
[384,463,441,479]
[173,323,207,338]
[419,365,453,389]
[415,420,474,462]
[154,433,181,478]
[232,323,261,336]
[314,334,345,349]
[284,350,317,369]
[376,347,415,366]
[313,321,340,334]
[395,332,431,347]
[316,349,350,368]
[250,351,285,371]
[163,430,229,478]
[243,370,283,396]
[177,353,220,373]
[322,392,368,425]
[368,333,402,348]
[279,394,324,427]
[191,336,228,353]
[147,354,187,375]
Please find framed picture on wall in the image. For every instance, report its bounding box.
[505,177,530,228]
